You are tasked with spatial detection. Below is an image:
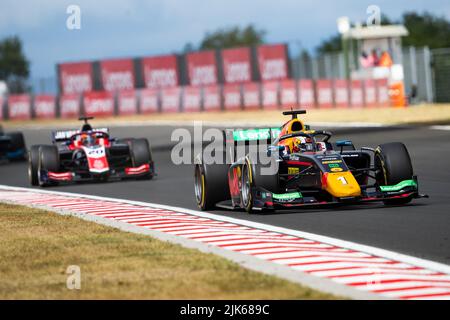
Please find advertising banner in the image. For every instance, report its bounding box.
[262,81,279,110]
[334,79,349,108]
[350,80,364,108]
[140,88,159,114]
[202,85,221,112]
[221,47,252,83]
[242,82,260,110]
[34,95,56,119]
[60,94,80,118]
[142,54,179,88]
[118,90,137,116]
[257,44,288,81]
[316,79,333,109]
[223,84,241,111]
[376,78,390,107]
[83,91,115,117]
[59,61,93,94]
[298,79,315,108]
[183,86,202,112]
[186,51,218,86]
[100,58,135,92]
[280,79,297,109]
[364,79,377,108]
[161,87,180,113]
[8,94,31,120]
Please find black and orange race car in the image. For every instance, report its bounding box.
[194,110,427,213]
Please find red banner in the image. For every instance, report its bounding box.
[142,55,178,88]
[257,44,288,81]
[334,79,349,108]
[242,82,260,111]
[183,86,202,112]
[222,47,252,83]
[83,91,115,117]
[140,89,159,114]
[186,51,218,86]
[34,95,56,119]
[298,79,315,108]
[161,87,180,113]
[60,94,80,118]
[100,59,135,92]
[364,79,377,108]
[376,78,390,107]
[262,81,279,110]
[118,90,137,116]
[280,80,297,109]
[8,94,31,120]
[350,80,364,108]
[202,85,221,112]
[223,84,241,111]
[316,80,333,109]
[59,61,93,95]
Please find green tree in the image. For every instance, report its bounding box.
[199,24,266,50]
[402,12,450,49]
[0,36,30,93]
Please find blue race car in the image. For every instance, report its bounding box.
[0,125,27,162]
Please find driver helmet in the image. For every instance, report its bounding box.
[80,132,96,147]
[292,136,314,153]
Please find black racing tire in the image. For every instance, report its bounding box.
[38,145,60,187]
[194,162,230,211]
[28,145,43,186]
[128,138,153,179]
[241,153,280,213]
[7,131,26,160]
[375,142,414,205]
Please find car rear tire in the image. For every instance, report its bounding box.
[28,145,43,186]
[8,131,26,161]
[38,145,60,187]
[194,162,230,211]
[375,142,414,205]
[129,138,153,179]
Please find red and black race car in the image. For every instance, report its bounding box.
[28,117,155,186]
[194,110,427,213]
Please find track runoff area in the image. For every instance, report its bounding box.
[1,121,450,301]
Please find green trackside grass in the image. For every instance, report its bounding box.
[0,203,340,299]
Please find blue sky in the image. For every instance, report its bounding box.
[0,0,448,80]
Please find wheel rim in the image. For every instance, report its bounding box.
[241,164,251,207]
[194,166,203,205]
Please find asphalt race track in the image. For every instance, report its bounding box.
[1,124,449,265]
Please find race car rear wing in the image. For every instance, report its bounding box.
[52,128,109,142]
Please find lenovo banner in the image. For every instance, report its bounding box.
[298,79,315,108]
[161,87,180,113]
[242,82,260,110]
[316,79,333,109]
[140,89,159,114]
[8,94,31,120]
[334,79,349,108]
[202,85,221,112]
[350,80,364,108]
[257,44,288,81]
[223,84,241,111]
[142,55,179,88]
[34,95,56,119]
[60,94,80,118]
[221,47,252,84]
[100,59,135,92]
[83,91,115,117]
[59,61,93,95]
[183,86,202,112]
[186,51,218,86]
[364,79,377,108]
[280,80,297,109]
[262,81,279,110]
[118,90,137,116]
[376,79,390,107]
